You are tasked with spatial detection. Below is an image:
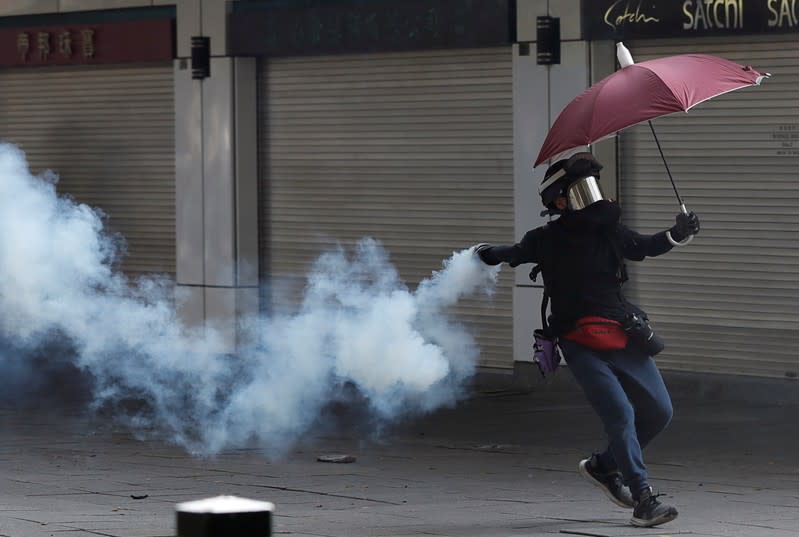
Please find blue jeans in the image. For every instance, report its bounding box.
[559,339,673,498]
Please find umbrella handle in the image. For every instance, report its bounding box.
[667,203,695,246]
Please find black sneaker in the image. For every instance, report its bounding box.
[631,487,678,527]
[578,455,635,508]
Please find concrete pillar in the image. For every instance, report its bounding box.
[511,35,548,366]
[590,40,618,199]
[512,1,610,371]
[174,0,259,352]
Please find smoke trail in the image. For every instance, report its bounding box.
[0,143,500,456]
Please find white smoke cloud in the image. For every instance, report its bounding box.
[0,143,500,456]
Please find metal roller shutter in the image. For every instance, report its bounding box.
[620,36,799,379]
[0,63,175,276]
[258,48,514,369]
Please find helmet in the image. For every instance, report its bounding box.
[539,158,570,208]
[539,152,605,211]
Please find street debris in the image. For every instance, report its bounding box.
[317,454,356,463]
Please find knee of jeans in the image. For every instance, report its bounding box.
[605,406,636,436]
[654,398,674,430]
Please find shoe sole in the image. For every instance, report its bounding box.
[630,510,679,528]
[578,459,634,509]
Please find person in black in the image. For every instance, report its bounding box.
[474,153,700,528]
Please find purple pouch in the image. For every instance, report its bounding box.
[533,328,561,378]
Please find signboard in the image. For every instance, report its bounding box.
[583,0,799,40]
[0,18,173,68]
[773,124,799,156]
[229,0,515,57]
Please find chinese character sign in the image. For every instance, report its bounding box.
[81,29,95,58]
[16,32,29,61]
[1,19,172,67]
[58,30,72,58]
[10,28,90,64]
[37,32,50,60]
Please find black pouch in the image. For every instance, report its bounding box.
[622,312,665,356]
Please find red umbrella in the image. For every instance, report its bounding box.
[535,47,769,168]
[535,44,769,227]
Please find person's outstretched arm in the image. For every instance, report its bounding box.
[474,227,544,267]
[622,211,700,261]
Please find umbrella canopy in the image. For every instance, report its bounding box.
[534,53,769,167]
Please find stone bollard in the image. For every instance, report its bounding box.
[176,495,274,536]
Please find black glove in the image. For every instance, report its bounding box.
[669,211,700,242]
[473,243,498,265]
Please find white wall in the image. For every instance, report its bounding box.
[173,0,259,353]
[590,40,618,199]
[511,41,547,365]
[512,1,611,368]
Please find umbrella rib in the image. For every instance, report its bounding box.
[685,84,761,111]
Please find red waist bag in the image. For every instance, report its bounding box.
[562,316,628,350]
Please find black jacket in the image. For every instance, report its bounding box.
[480,202,673,335]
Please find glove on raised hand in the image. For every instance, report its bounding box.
[473,243,498,265]
[670,211,701,242]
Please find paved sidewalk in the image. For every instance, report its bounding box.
[0,382,796,537]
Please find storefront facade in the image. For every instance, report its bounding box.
[0,6,176,276]
[230,0,520,369]
[3,0,793,382]
[583,1,799,379]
